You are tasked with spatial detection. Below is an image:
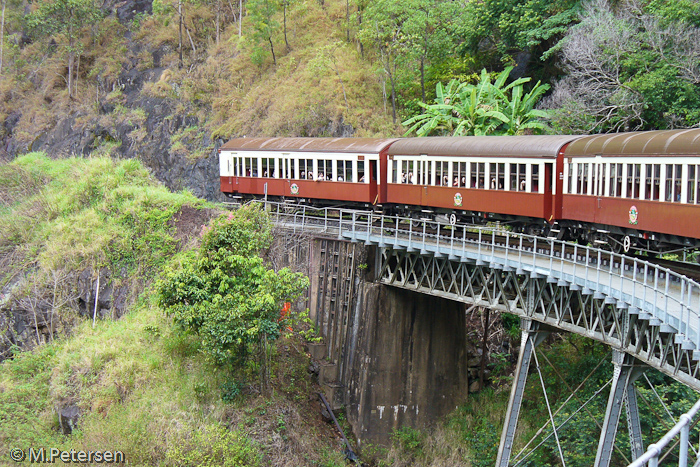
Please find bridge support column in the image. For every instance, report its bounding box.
[595,350,645,467]
[496,319,550,467]
[626,378,644,460]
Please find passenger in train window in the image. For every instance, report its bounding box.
[326,173,332,181]
[246,169,251,177]
[453,177,459,187]
[308,171,314,180]
[461,176,466,187]
[337,175,344,182]
[401,172,407,183]
[443,175,449,186]
[300,171,306,179]
[409,172,415,184]
[491,178,497,190]
[359,175,365,182]
[520,179,526,191]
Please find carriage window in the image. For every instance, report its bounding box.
[232,157,240,176]
[632,164,641,199]
[472,163,479,188]
[435,161,448,186]
[567,162,573,194]
[609,164,616,196]
[665,164,682,202]
[478,163,485,189]
[488,163,504,190]
[299,159,313,179]
[358,161,366,183]
[244,157,254,176]
[261,158,273,177]
[576,164,589,195]
[531,165,539,192]
[689,165,697,204]
[511,163,527,191]
[647,164,660,200]
[452,162,465,187]
[612,163,623,197]
[336,160,351,182]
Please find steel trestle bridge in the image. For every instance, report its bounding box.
[253,201,700,467]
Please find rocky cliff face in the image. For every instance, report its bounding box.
[1,0,225,202]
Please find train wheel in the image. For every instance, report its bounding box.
[449,213,457,226]
[622,235,632,254]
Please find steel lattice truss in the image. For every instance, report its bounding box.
[377,247,700,391]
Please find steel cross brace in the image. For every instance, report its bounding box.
[595,349,646,467]
[496,319,552,467]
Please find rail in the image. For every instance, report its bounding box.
[627,397,700,467]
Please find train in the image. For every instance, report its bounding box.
[218,129,700,254]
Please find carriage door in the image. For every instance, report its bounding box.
[595,156,605,222]
[369,159,379,204]
[418,159,429,205]
[279,154,293,195]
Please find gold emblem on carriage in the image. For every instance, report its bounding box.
[628,205,638,225]
[290,183,299,195]
[454,192,463,207]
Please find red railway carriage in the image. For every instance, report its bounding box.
[385,136,577,228]
[219,137,398,206]
[560,129,700,250]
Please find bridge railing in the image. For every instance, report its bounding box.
[258,201,700,350]
[627,397,700,467]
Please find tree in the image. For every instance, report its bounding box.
[358,0,411,123]
[403,67,550,136]
[309,41,350,110]
[543,0,700,133]
[27,0,102,99]
[246,0,280,65]
[156,205,308,395]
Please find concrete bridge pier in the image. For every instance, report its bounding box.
[306,238,471,446]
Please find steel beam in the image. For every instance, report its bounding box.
[595,350,645,467]
[496,319,550,467]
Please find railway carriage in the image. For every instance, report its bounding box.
[384,136,577,231]
[559,129,700,252]
[219,129,700,255]
[219,137,397,207]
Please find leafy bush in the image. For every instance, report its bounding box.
[157,205,309,393]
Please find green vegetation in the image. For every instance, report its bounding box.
[403,67,550,136]
[0,0,697,145]
[0,157,346,465]
[157,205,309,393]
[378,335,700,467]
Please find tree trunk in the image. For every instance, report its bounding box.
[420,56,425,103]
[216,0,221,45]
[479,307,490,390]
[0,0,6,75]
[68,51,74,99]
[283,2,289,51]
[178,0,183,68]
[268,36,276,65]
[346,0,349,42]
[388,65,396,123]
